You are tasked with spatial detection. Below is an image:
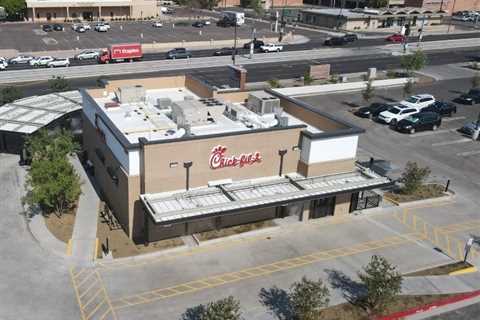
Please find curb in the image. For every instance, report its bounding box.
[449,266,478,276]
[377,290,480,320]
[383,191,454,208]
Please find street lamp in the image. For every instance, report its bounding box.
[278,149,287,176]
[183,161,193,191]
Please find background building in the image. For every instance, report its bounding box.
[26,0,158,22]
[81,75,390,243]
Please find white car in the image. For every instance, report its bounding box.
[260,43,283,53]
[29,56,55,67]
[377,105,419,125]
[400,94,435,110]
[47,58,70,68]
[0,60,7,70]
[152,21,163,28]
[9,55,34,64]
[95,22,110,32]
[75,50,99,60]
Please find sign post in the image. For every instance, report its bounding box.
[464,237,474,262]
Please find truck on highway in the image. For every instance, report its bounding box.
[98,43,143,64]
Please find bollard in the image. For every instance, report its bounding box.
[445,179,450,192]
[199,30,202,36]
[140,33,143,39]
[76,35,79,41]
[120,25,123,31]
[172,23,175,29]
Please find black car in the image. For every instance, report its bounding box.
[324,37,347,46]
[166,48,192,59]
[217,18,235,27]
[243,39,264,50]
[354,103,391,119]
[213,47,237,56]
[192,21,205,28]
[396,112,442,134]
[42,24,53,32]
[53,24,64,31]
[343,33,358,42]
[455,88,480,105]
[458,121,480,137]
[421,101,457,117]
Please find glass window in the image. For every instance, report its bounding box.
[390,108,401,114]
[405,97,418,103]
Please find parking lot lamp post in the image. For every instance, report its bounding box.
[278,149,287,176]
[232,22,238,65]
[183,161,193,191]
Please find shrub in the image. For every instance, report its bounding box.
[400,161,431,195]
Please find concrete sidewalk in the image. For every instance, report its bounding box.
[70,155,100,266]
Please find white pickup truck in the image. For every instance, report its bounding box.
[260,43,283,53]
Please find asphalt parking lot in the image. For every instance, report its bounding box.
[298,78,480,201]
[0,19,285,53]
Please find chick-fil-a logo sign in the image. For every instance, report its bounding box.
[209,145,262,169]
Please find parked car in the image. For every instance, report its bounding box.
[213,47,237,56]
[74,50,99,60]
[243,39,264,49]
[202,20,211,25]
[386,34,406,42]
[343,33,358,42]
[29,56,55,67]
[354,103,392,119]
[260,43,283,52]
[455,88,480,105]
[53,24,64,31]
[81,23,91,30]
[9,55,34,64]
[458,121,480,137]
[396,112,442,134]
[47,58,70,68]
[377,104,419,125]
[192,21,205,28]
[94,22,110,32]
[166,48,192,59]
[42,24,53,32]
[152,21,163,28]
[0,59,7,70]
[76,26,87,33]
[400,94,435,110]
[324,37,347,46]
[421,101,457,117]
[217,18,235,27]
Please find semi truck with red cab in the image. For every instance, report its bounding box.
[98,43,143,63]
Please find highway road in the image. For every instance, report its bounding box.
[4,31,480,72]
[13,47,479,97]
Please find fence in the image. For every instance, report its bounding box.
[395,209,479,263]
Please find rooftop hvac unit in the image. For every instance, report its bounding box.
[247,92,280,115]
[156,97,172,109]
[276,116,289,127]
[116,85,146,104]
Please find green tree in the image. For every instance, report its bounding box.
[403,79,414,97]
[0,0,26,19]
[195,0,220,10]
[268,78,281,88]
[303,71,314,85]
[289,277,330,320]
[0,86,22,104]
[472,72,480,89]
[399,161,431,195]
[241,0,264,15]
[26,156,81,216]
[367,0,388,8]
[362,79,375,104]
[356,255,403,316]
[48,76,70,92]
[25,129,79,161]
[201,296,242,320]
[400,49,427,76]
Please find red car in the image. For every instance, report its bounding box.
[386,34,406,43]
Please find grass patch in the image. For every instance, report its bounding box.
[384,184,445,203]
[43,204,77,243]
[320,294,456,320]
[405,262,473,277]
[197,220,276,242]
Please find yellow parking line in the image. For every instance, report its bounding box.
[111,233,419,310]
[79,281,98,299]
[86,299,105,320]
[69,267,87,320]
[82,289,103,310]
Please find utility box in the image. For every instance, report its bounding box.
[116,85,146,104]
[247,91,280,115]
[367,67,377,80]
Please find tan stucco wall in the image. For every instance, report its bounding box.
[103,76,186,93]
[141,128,303,194]
[185,75,216,99]
[280,98,347,132]
[298,158,355,177]
[334,193,351,216]
[215,91,250,103]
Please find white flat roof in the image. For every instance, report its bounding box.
[0,91,82,134]
[94,87,313,144]
[141,167,391,223]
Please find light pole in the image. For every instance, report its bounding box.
[278,149,287,176]
[232,21,238,65]
[183,161,193,191]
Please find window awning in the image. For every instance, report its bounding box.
[141,167,392,224]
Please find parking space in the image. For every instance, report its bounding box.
[0,20,281,52]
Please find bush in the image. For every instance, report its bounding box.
[0,86,23,105]
[268,78,281,88]
[48,76,70,92]
[289,277,330,320]
[399,161,431,195]
[403,79,414,97]
[303,71,314,85]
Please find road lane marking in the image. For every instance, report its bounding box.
[409,129,455,138]
[457,150,480,157]
[432,138,471,146]
[110,233,421,310]
[442,116,466,122]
